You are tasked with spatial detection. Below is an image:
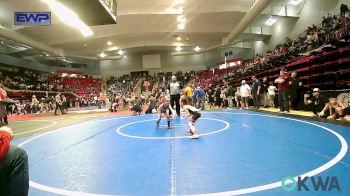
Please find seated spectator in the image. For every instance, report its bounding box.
[327,97,346,120]
[145,96,157,114]
[339,93,350,118]
[0,126,29,196]
[304,88,329,118]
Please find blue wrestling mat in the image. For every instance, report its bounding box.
[15,110,350,195]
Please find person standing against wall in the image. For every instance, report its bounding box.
[275,68,290,113]
[240,80,251,109]
[289,71,300,110]
[251,76,261,109]
[226,84,235,108]
[206,84,215,109]
[193,86,206,110]
[260,77,269,108]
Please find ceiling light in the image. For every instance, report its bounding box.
[109,46,119,51]
[176,36,181,41]
[99,52,106,58]
[177,15,185,23]
[288,0,303,5]
[41,0,93,37]
[177,6,184,14]
[175,0,185,4]
[177,22,185,30]
[194,46,200,52]
[107,41,112,46]
[118,49,124,55]
[175,46,182,51]
[265,17,277,26]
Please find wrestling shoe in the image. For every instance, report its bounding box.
[189,134,199,139]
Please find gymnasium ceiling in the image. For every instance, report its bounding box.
[0,0,302,60]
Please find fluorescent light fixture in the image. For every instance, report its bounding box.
[288,0,303,5]
[265,17,277,26]
[194,46,200,52]
[176,36,181,41]
[118,49,124,55]
[177,22,185,30]
[175,46,182,51]
[177,15,185,23]
[99,52,106,58]
[41,0,93,37]
[107,41,112,46]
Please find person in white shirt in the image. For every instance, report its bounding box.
[267,81,278,107]
[167,76,182,117]
[240,80,251,109]
[31,95,39,113]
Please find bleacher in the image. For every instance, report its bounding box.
[61,78,101,100]
[193,14,350,91]
[230,44,350,90]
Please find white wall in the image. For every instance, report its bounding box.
[289,0,340,38]
[254,17,298,54]
[100,52,207,78]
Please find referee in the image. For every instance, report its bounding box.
[54,93,65,115]
[168,75,181,117]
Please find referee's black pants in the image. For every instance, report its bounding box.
[170,94,180,116]
[54,102,64,115]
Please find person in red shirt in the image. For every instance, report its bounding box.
[0,126,29,196]
[275,68,291,113]
[0,84,8,125]
[98,94,105,109]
